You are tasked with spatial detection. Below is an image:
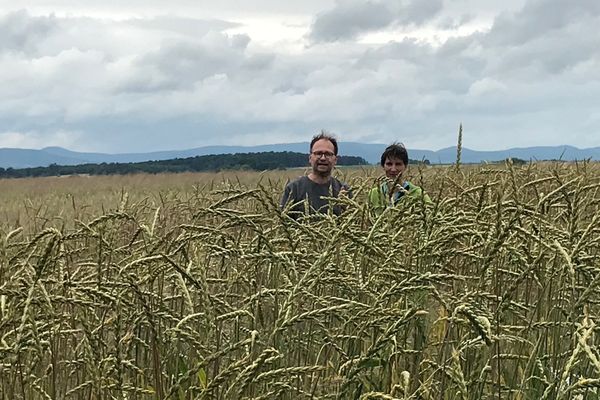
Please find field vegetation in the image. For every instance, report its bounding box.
[1,161,600,399]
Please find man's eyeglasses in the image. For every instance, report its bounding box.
[312,151,335,159]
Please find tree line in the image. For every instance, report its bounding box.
[0,151,371,178]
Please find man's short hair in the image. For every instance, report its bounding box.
[310,130,338,155]
[380,143,409,166]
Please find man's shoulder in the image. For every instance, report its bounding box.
[331,176,345,185]
[284,176,311,194]
[286,175,309,187]
[330,176,344,189]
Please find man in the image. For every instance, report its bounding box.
[280,131,350,219]
[368,143,430,216]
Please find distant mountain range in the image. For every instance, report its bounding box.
[1,143,599,169]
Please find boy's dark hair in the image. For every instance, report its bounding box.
[380,143,409,166]
[310,130,338,155]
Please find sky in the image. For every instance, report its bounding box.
[0,0,599,153]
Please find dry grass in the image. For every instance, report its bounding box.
[1,161,600,399]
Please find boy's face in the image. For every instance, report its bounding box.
[383,157,406,179]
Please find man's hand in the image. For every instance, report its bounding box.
[339,184,351,198]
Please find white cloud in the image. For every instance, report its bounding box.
[0,1,598,153]
[0,130,83,149]
[0,10,58,55]
[468,78,507,97]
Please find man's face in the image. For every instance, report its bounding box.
[383,157,406,180]
[309,139,337,177]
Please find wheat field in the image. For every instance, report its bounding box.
[1,162,600,399]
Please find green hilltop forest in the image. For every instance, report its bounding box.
[0,151,373,178]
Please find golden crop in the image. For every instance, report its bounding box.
[1,161,600,399]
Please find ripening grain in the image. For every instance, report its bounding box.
[1,162,600,399]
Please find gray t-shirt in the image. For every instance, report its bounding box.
[280,176,350,218]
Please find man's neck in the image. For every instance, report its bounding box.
[308,173,331,185]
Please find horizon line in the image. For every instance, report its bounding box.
[1,143,597,155]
